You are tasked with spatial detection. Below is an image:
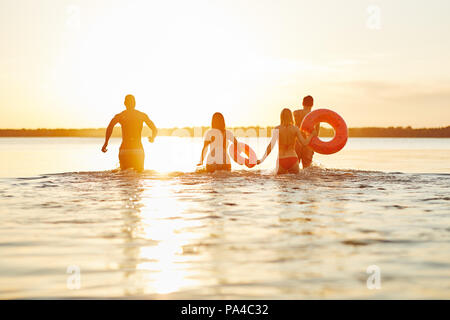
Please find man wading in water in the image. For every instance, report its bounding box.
[101,94,157,172]
[293,95,319,168]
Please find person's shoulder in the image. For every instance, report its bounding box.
[204,128,218,140]
[114,111,126,119]
[134,110,149,118]
[204,128,214,136]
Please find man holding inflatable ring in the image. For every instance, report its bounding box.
[293,95,319,168]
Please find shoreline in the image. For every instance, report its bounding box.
[1,126,449,138]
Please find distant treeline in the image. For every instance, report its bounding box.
[346,126,450,138]
[0,126,449,138]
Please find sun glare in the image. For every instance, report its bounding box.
[52,1,265,128]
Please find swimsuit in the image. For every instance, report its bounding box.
[293,109,317,168]
[119,148,145,171]
[279,157,299,170]
[206,163,231,173]
[295,142,314,168]
[278,136,300,170]
[260,128,301,172]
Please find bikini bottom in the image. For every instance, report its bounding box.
[206,163,231,173]
[279,157,299,170]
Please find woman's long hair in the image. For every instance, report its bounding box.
[211,112,227,164]
[211,112,226,133]
[280,108,294,126]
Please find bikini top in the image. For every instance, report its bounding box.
[277,126,298,149]
[259,126,300,163]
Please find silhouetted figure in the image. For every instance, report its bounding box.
[197,112,240,173]
[258,108,317,174]
[293,95,319,168]
[101,95,157,172]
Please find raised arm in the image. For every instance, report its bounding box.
[102,114,120,152]
[143,114,158,143]
[257,128,279,164]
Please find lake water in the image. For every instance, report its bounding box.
[0,137,449,299]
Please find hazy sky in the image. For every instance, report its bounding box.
[1,0,450,128]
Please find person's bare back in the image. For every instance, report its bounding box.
[101,95,157,172]
[277,125,299,157]
[113,109,153,150]
[258,108,316,174]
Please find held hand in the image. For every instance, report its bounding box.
[101,144,108,153]
[256,159,262,165]
[148,136,155,143]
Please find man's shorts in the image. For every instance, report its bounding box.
[119,148,145,172]
[295,142,314,168]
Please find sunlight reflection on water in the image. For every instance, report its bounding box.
[0,138,449,299]
[1,137,449,177]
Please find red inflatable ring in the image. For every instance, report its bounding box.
[229,142,257,168]
[300,109,348,155]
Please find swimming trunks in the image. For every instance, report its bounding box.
[294,109,318,168]
[295,142,314,168]
[279,157,299,170]
[119,148,145,172]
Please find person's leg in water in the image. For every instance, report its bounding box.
[301,146,314,168]
[119,149,145,172]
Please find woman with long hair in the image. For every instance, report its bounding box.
[197,112,240,173]
[257,108,317,174]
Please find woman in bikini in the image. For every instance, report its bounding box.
[197,112,240,173]
[257,108,317,174]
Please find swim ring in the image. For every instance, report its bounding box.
[300,109,348,155]
[229,142,257,168]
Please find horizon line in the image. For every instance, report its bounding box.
[1,126,449,138]
[1,125,450,130]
